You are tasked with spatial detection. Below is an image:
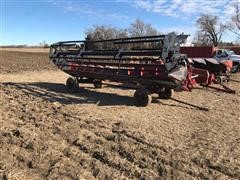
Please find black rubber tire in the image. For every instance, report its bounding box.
[158,88,174,99]
[66,77,79,92]
[215,76,223,84]
[93,80,102,89]
[231,65,240,73]
[134,89,152,107]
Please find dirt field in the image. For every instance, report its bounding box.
[0,48,49,53]
[0,50,56,74]
[0,50,240,179]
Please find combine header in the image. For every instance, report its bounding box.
[49,32,235,106]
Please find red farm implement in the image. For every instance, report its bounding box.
[49,32,235,107]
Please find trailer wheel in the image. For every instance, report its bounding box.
[215,76,222,84]
[93,80,102,89]
[134,89,152,107]
[66,77,79,92]
[231,65,240,73]
[158,88,174,99]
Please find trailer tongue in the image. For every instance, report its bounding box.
[49,32,235,106]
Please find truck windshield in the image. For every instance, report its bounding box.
[226,50,235,55]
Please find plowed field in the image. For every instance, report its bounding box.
[0,50,239,179]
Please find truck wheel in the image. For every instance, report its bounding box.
[66,77,79,92]
[158,88,174,99]
[93,80,102,89]
[231,65,240,73]
[134,88,152,107]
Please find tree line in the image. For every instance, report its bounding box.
[5,2,238,48]
[85,18,159,41]
[86,2,240,47]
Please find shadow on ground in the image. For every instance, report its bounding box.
[1,82,209,110]
[2,82,136,106]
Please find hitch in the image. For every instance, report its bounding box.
[202,80,236,94]
[188,67,236,94]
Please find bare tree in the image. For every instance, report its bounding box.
[85,19,159,40]
[85,20,159,50]
[232,1,240,29]
[227,1,240,38]
[194,32,211,46]
[85,25,128,41]
[85,25,128,50]
[128,18,158,37]
[195,14,225,46]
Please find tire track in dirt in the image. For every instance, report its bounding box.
[0,83,196,179]
[1,71,240,179]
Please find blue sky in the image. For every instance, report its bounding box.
[1,0,238,45]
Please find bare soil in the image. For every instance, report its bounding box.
[0,50,56,74]
[0,48,49,53]
[0,51,240,179]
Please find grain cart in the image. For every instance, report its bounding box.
[49,32,235,106]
